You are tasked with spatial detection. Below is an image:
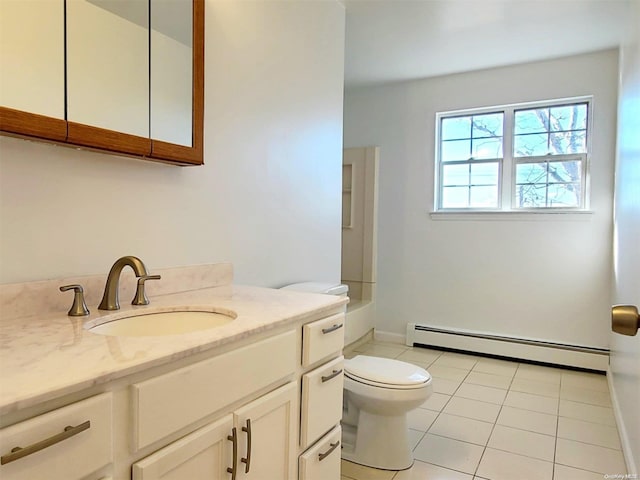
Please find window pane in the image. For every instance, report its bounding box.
[549,104,587,132]
[514,133,548,157]
[472,137,502,159]
[548,160,582,183]
[515,183,546,208]
[472,113,503,138]
[516,162,547,184]
[547,183,581,207]
[514,108,549,134]
[442,186,468,208]
[470,162,499,185]
[443,164,469,186]
[441,116,471,140]
[470,186,498,207]
[549,131,586,154]
[442,139,471,161]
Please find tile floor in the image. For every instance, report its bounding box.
[340,340,628,480]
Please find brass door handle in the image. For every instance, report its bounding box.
[241,419,251,473]
[318,441,340,461]
[1,420,90,465]
[612,305,639,336]
[227,427,238,480]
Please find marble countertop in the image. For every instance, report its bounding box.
[0,283,347,416]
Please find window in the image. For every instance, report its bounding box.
[435,98,590,211]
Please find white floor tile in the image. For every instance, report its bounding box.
[464,371,512,390]
[355,344,408,359]
[455,383,507,405]
[413,434,484,475]
[471,358,518,377]
[407,407,439,431]
[341,459,396,480]
[429,365,471,381]
[552,463,605,480]
[432,377,463,395]
[496,406,557,436]
[442,397,501,423]
[420,392,451,412]
[488,425,555,461]
[558,400,616,426]
[555,438,626,475]
[560,371,609,393]
[393,460,473,480]
[433,352,479,370]
[503,390,559,415]
[559,385,612,407]
[428,413,493,446]
[476,448,553,480]
[408,429,425,450]
[510,377,560,398]
[557,416,621,450]
[396,348,442,366]
[514,364,562,385]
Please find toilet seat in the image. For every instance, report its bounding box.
[345,355,431,390]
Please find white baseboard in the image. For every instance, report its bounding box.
[373,330,405,344]
[406,323,609,371]
[607,367,638,475]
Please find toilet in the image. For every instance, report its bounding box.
[280,282,431,471]
[341,355,432,470]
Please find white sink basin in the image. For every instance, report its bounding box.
[88,308,237,337]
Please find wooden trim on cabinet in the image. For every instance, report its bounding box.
[67,122,151,157]
[0,106,67,142]
[150,0,204,166]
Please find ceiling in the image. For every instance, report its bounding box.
[343,0,631,88]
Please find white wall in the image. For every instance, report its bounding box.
[610,0,640,473]
[0,0,346,288]
[344,50,618,348]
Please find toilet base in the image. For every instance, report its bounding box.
[341,410,414,470]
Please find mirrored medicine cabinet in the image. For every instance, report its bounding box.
[0,0,204,166]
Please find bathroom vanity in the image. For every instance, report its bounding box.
[0,263,347,480]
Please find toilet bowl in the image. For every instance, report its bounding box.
[341,355,432,470]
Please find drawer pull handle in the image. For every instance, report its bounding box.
[241,419,252,473]
[318,441,340,461]
[0,420,91,465]
[321,369,343,383]
[227,427,238,479]
[322,323,343,334]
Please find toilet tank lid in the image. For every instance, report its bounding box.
[345,355,431,386]
[280,282,348,296]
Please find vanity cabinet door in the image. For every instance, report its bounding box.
[132,414,233,480]
[234,382,297,480]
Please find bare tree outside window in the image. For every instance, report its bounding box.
[437,99,589,211]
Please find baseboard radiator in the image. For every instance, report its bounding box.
[406,324,609,371]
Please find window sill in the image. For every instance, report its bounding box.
[429,210,594,221]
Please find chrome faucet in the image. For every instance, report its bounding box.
[98,256,149,310]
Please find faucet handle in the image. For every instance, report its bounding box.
[132,275,161,306]
[60,284,90,316]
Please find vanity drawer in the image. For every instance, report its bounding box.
[0,393,112,480]
[302,313,345,368]
[299,425,341,480]
[132,330,296,450]
[300,356,343,449]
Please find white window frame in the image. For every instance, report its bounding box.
[434,96,592,213]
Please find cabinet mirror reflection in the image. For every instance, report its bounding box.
[0,0,202,165]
